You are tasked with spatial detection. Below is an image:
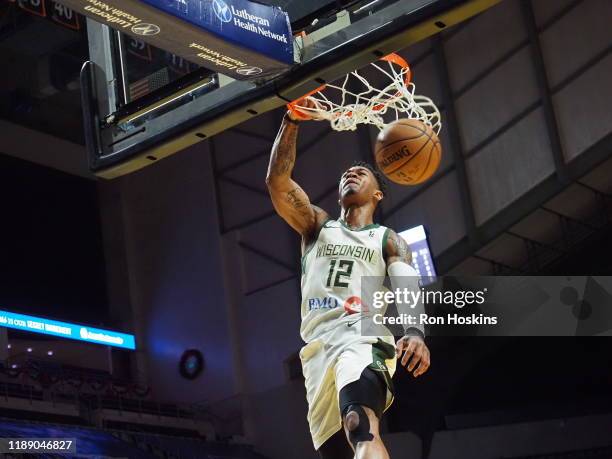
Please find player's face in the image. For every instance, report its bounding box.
[338,166,381,206]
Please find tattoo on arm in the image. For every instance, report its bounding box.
[388,231,412,264]
[266,119,324,237]
[286,188,305,207]
[286,187,310,214]
[268,120,298,179]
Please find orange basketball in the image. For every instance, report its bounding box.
[374,119,442,185]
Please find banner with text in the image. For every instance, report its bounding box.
[0,309,136,349]
[55,0,294,80]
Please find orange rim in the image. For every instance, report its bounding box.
[372,53,411,112]
[380,53,412,86]
[286,53,411,119]
[287,84,327,120]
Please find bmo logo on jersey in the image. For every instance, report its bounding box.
[307,297,339,310]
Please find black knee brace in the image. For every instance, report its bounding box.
[343,404,374,447]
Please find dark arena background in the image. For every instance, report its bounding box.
[0,0,611,458]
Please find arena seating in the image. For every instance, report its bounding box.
[0,358,266,458]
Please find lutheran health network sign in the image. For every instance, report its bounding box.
[228,3,289,43]
[0,309,136,350]
[55,0,294,80]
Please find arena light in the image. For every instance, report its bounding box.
[398,225,437,280]
[0,310,136,350]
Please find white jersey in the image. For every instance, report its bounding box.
[299,219,397,449]
[300,219,389,343]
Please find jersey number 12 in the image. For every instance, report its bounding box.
[326,259,354,288]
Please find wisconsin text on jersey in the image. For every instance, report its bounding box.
[315,243,377,263]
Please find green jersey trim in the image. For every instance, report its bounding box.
[301,218,333,274]
[338,219,380,232]
[368,338,396,396]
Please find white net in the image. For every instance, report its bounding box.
[289,54,442,134]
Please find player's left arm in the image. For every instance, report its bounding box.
[384,229,431,378]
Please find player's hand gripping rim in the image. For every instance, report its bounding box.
[396,335,430,378]
[287,96,326,122]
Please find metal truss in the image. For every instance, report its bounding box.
[464,166,612,276]
[521,0,568,184]
[439,132,612,274]
[432,34,479,248]
[472,254,526,275]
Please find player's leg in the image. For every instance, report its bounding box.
[339,367,390,459]
[317,429,354,459]
[301,339,352,456]
[344,404,388,459]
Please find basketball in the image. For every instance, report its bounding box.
[374,119,442,185]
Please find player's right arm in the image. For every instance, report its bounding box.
[265,111,329,242]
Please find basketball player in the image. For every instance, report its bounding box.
[266,101,431,459]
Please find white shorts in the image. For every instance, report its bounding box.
[299,319,396,450]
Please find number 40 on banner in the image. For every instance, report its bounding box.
[14,0,81,30]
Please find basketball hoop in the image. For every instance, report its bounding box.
[287,53,442,134]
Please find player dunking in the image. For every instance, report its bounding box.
[266,101,431,459]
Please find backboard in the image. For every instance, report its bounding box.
[73,0,501,178]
